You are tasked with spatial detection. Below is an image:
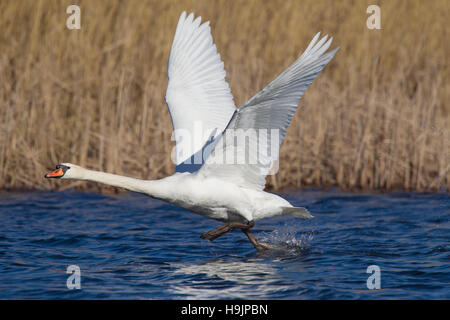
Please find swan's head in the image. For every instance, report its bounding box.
[45,163,82,179]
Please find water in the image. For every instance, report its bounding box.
[0,190,448,299]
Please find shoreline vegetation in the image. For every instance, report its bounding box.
[0,0,448,192]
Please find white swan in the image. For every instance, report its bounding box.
[45,12,338,250]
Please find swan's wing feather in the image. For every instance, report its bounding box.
[166,12,236,165]
[198,33,338,190]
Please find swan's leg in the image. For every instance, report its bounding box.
[201,220,254,241]
[242,229,272,251]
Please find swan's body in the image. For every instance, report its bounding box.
[46,12,338,250]
[52,165,292,223]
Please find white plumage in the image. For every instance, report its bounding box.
[46,12,338,250]
[166,12,236,165]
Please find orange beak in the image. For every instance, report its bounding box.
[45,167,64,178]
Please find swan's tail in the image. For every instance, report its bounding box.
[281,207,314,219]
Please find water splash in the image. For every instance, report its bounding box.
[259,224,314,253]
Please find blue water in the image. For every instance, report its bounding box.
[0,190,448,299]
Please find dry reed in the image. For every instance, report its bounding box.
[0,0,448,192]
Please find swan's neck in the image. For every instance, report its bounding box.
[67,167,165,199]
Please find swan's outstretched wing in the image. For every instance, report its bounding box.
[198,33,338,190]
[166,12,236,166]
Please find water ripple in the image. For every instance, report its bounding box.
[0,189,448,299]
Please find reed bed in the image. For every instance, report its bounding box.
[0,0,448,192]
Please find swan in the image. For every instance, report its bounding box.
[45,12,338,250]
